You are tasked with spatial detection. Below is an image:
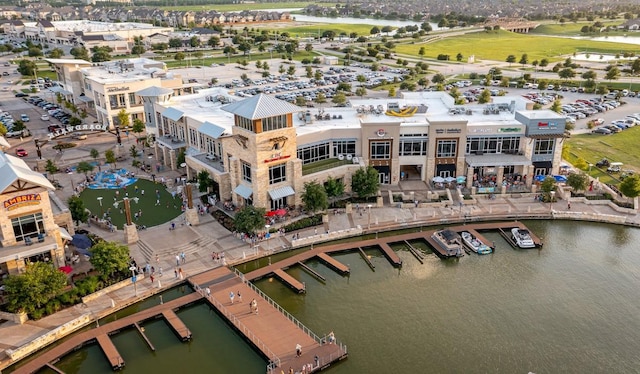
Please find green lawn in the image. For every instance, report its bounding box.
[530,21,622,36]
[395,29,640,62]
[563,126,640,184]
[79,179,183,229]
[158,1,314,11]
[271,23,380,38]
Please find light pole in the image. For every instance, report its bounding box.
[265,224,271,253]
[588,163,593,176]
[367,204,372,229]
[97,196,103,217]
[549,191,556,213]
[129,266,137,296]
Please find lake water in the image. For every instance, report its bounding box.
[13,220,640,373]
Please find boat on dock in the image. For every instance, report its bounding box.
[511,228,536,249]
[461,231,492,255]
[430,229,464,258]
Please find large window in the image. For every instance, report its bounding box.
[466,136,520,155]
[436,139,458,158]
[269,163,287,184]
[333,140,356,157]
[399,138,428,156]
[297,142,330,164]
[370,141,391,159]
[12,212,45,242]
[534,138,554,155]
[128,92,142,106]
[242,161,252,183]
[262,114,287,132]
[235,116,255,132]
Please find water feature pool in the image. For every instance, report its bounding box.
[87,169,137,190]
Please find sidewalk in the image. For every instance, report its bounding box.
[0,190,638,370]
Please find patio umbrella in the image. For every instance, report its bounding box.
[59,266,73,274]
[456,176,467,183]
[432,176,445,183]
[265,210,278,217]
[534,175,547,182]
[444,176,456,183]
[70,234,91,249]
[554,175,568,182]
[75,247,92,257]
[274,208,287,216]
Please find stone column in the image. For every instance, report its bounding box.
[123,198,138,243]
[497,166,505,194]
[169,149,176,171]
[466,166,474,189]
[185,184,200,226]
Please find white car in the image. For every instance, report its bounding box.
[40,114,49,121]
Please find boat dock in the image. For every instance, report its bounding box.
[14,293,201,374]
[273,268,306,293]
[316,253,350,275]
[162,310,192,341]
[189,267,347,373]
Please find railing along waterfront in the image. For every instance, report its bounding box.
[194,285,281,369]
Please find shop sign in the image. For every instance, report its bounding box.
[377,129,386,137]
[4,194,41,211]
[264,154,291,163]
[48,123,109,140]
[107,86,130,93]
[537,122,558,129]
[435,128,461,134]
[498,127,520,133]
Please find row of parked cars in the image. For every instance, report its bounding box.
[592,113,640,134]
[26,96,72,125]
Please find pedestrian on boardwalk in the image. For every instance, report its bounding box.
[150,274,154,283]
[314,355,319,367]
[174,269,178,278]
[296,344,302,357]
[237,291,242,302]
[155,254,159,264]
[159,267,163,277]
[205,287,211,297]
[175,254,180,266]
[229,291,235,304]
[178,268,184,280]
[567,201,571,210]
[181,251,186,264]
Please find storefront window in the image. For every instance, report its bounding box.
[333,140,356,157]
[436,139,457,158]
[269,163,286,185]
[370,141,391,159]
[297,142,330,164]
[12,212,44,242]
[534,139,554,155]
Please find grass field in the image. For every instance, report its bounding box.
[530,21,622,36]
[395,30,640,62]
[79,179,183,230]
[158,1,313,12]
[563,127,640,184]
[269,23,380,38]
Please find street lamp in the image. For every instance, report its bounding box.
[97,196,103,217]
[367,204,372,229]
[265,224,271,253]
[588,163,593,175]
[129,266,137,296]
[549,191,556,213]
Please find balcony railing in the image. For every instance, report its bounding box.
[301,158,354,176]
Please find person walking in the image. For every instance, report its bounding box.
[567,201,571,210]
[174,268,178,278]
[175,254,180,266]
[205,287,211,297]
[296,344,302,357]
[159,266,163,277]
[237,291,242,302]
[229,291,235,304]
[181,251,186,264]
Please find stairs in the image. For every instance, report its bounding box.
[138,235,218,264]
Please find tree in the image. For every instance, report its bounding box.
[132,118,145,140]
[45,159,58,178]
[581,70,597,80]
[431,73,446,84]
[90,241,130,279]
[174,52,185,65]
[197,170,214,193]
[370,26,380,35]
[388,86,396,97]
[169,38,182,48]
[315,92,327,104]
[70,46,90,60]
[208,36,221,48]
[76,161,95,182]
[234,205,266,234]
[3,262,67,314]
[418,47,426,59]
[631,58,640,75]
[506,54,516,65]
[305,43,313,54]
[67,195,89,225]
[605,66,620,80]
[17,59,37,76]
[117,109,130,129]
[332,92,347,106]
[351,166,379,199]
[619,174,640,198]
[519,53,529,66]
[355,87,367,98]
[189,36,200,48]
[90,148,100,169]
[478,89,492,104]
[566,173,588,192]
[558,67,576,80]
[324,176,345,203]
[550,99,562,113]
[540,176,557,201]
[91,46,112,62]
[105,149,117,169]
[129,144,139,159]
[539,58,549,67]
[456,52,463,62]
[302,181,328,214]
[48,48,64,58]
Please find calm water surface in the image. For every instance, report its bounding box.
[27,221,640,373]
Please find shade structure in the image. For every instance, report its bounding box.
[59,266,73,274]
[444,176,456,183]
[432,176,445,183]
[70,234,91,249]
[534,175,547,182]
[265,210,278,217]
[554,175,567,182]
[274,208,288,216]
[456,176,467,183]
[75,247,92,257]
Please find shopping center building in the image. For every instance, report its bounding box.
[138,88,566,210]
[0,139,74,278]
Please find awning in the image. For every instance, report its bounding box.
[77,95,94,103]
[58,227,73,241]
[162,107,184,121]
[198,121,226,139]
[48,86,72,95]
[234,184,253,199]
[268,185,295,200]
[465,154,531,167]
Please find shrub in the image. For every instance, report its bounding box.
[280,214,323,232]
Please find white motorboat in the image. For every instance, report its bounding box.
[461,231,493,255]
[511,228,536,248]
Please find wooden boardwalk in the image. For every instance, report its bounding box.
[316,253,350,274]
[14,293,201,374]
[189,267,347,373]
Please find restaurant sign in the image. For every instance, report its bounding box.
[4,194,41,211]
[48,123,109,140]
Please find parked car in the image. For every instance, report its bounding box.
[607,162,623,173]
[15,148,27,157]
[20,114,29,122]
[40,114,49,121]
[14,92,28,97]
[592,127,612,135]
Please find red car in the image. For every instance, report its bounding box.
[15,148,28,157]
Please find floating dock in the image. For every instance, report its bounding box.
[162,310,192,341]
[316,253,350,274]
[95,334,124,370]
[273,268,306,293]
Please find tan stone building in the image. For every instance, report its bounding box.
[139,89,565,210]
[0,142,74,278]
